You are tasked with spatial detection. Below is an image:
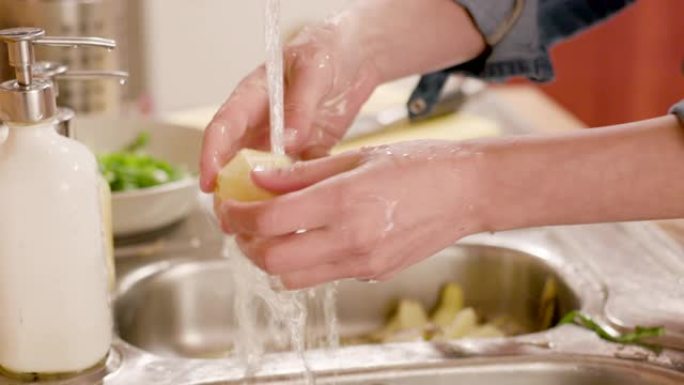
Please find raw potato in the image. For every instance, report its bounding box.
[464,324,506,339]
[371,299,429,343]
[538,277,558,330]
[431,283,465,329]
[441,308,478,339]
[360,282,512,344]
[215,149,291,202]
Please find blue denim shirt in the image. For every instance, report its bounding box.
[409,0,636,119]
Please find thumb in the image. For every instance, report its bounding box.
[200,67,268,192]
[251,152,360,194]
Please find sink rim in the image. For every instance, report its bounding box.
[246,353,684,385]
[99,338,684,385]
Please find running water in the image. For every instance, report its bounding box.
[222,0,340,383]
[265,0,285,156]
[264,0,313,381]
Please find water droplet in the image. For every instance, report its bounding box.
[118,79,127,86]
[357,278,379,284]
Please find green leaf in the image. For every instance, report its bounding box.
[559,310,665,353]
[97,131,185,192]
[123,132,151,153]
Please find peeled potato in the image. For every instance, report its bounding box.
[431,283,465,330]
[371,299,429,343]
[215,149,291,202]
[464,324,506,339]
[441,307,478,339]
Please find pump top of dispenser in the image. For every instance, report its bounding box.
[0,27,118,124]
[29,60,128,137]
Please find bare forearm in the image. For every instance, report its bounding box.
[338,0,485,82]
[475,116,684,231]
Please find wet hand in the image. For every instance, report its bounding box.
[200,22,382,192]
[217,141,486,289]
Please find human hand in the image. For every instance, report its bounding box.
[217,141,486,289]
[200,20,382,192]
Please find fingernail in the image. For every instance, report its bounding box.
[252,167,280,176]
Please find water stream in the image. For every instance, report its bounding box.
[222,1,340,383]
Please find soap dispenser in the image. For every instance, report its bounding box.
[31,60,129,294]
[0,27,116,379]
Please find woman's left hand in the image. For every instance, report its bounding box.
[217,140,486,289]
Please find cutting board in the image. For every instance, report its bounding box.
[164,79,501,152]
[332,113,500,153]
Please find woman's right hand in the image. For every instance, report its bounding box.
[200,0,486,193]
[200,19,383,192]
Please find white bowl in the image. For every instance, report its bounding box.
[73,116,202,237]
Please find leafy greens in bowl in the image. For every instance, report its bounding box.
[98,132,188,192]
[73,116,201,237]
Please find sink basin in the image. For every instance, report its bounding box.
[115,243,581,358]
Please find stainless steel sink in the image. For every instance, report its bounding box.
[115,243,583,358]
[251,356,684,385]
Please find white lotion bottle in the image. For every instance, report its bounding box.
[0,120,112,375]
[0,27,115,378]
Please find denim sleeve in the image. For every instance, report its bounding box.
[671,100,684,127]
[408,0,636,119]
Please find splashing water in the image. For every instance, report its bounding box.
[265,0,313,380]
[324,284,340,350]
[222,0,340,383]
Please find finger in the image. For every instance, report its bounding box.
[200,67,269,192]
[373,223,460,281]
[236,228,350,275]
[220,181,343,236]
[233,234,266,270]
[251,151,361,194]
[214,195,234,234]
[282,221,451,289]
[300,146,331,160]
[283,50,333,154]
[280,258,366,290]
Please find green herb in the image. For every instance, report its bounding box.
[98,132,185,192]
[123,131,150,153]
[560,310,665,351]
